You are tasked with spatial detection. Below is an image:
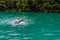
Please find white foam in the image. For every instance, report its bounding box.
[10,19,20,27]
[19,21,26,25]
[0,18,34,27]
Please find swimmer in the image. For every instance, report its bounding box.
[13,19,26,29]
[14,19,26,24]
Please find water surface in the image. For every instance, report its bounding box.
[0,12,60,40]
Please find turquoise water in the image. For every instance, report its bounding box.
[0,12,60,40]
